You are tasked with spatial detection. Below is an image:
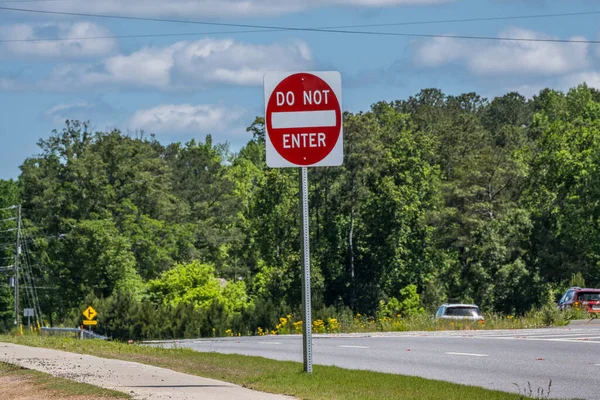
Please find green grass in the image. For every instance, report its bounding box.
[0,335,550,400]
[0,361,129,398]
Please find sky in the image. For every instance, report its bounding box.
[1,0,600,179]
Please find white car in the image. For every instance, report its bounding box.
[435,304,484,321]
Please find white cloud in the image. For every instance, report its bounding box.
[43,99,119,124]
[45,101,92,123]
[506,71,600,99]
[128,104,246,135]
[46,101,91,116]
[561,71,600,90]
[413,36,464,67]
[0,22,116,58]
[508,83,547,99]
[33,0,450,18]
[44,38,313,90]
[413,27,589,76]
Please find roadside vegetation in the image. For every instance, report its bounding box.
[37,283,591,341]
[0,361,129,399]
[2,85,600,340]
[0,336,535,400]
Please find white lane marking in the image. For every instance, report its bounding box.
[445,352,488,357]
[595,364,600,366]
[339,345,370,349]
[479,337,600,344]
[271,110,337,129]
[258,342,282,345]
[507,334,600,339]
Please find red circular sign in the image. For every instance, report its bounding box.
[266,73,341,166]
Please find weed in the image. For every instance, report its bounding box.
[513,379,552,399]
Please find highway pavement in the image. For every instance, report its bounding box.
[148,324,600,399]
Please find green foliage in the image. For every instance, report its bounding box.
[0,179,20,207]
[13,84,600,335]
[378,284,425,318]
[525,84,600,289]
[397,284,426,316]
[148,260,249,315]
[50,219,143,307]
[569,272,585,288]
[0,179,20,329]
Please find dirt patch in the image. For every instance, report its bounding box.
[0,375,118,400]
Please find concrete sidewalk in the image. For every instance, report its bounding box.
[0,343,296,400]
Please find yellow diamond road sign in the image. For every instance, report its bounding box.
[83,306,97,321]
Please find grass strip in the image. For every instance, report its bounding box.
[0,361,129,398]
[0,335,545,400]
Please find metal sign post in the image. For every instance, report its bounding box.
[82,305,98,335]
[300,166,312,373]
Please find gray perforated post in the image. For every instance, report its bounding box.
[300,167,312,373]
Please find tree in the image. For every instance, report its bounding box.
[0,179,20,330]
[165,137,243,271]
[525,85,600,289]
[358,103,442,307]
[309,110,384,309]
[148,260,249,314]
[13,83,600,329]
[46,219,142,314]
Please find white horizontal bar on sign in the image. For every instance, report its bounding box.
[271,110,336,129]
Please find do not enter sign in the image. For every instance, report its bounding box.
[264,71,343,167]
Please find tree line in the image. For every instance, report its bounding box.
[1,84,599,338]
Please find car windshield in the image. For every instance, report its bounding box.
[578,292,600,301]
[445,307,480,317]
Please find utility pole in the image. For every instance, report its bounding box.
[14,204,21,327]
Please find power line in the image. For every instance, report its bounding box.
[0,5,415,30]
[331,10,600,29]
[4,28,599,45]
[19,217,42,326]
[0,29,272,43]
[22,233,42,325]
[0,28,599,47]
[1,3,600,28]
[1,6,600,45]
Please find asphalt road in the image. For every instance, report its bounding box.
[148,324,600,399]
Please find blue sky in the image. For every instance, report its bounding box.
[1,0,600,179]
